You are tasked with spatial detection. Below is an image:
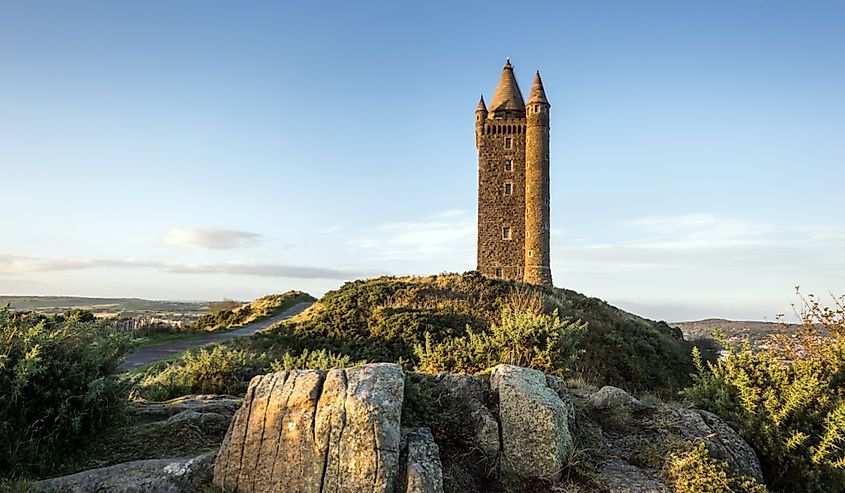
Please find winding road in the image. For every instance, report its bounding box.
[119,301,314,371]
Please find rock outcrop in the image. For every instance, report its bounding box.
[38,365,765,493]
[213,363,406,493]
[132,394,242,419]
[400,427,444,493]
[600,458,672,493]
[591,385,641,409]
[436,373,500,457]
[31,452,215,493]
[491,364,573,480]
[575,384,765,489]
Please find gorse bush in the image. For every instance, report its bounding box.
[684,291,845,492]
[269,348,356,372]
[133,346,267,400]
[182,346,265,395]
[665,442,768,493]
[133,346,359,401]
[0,307,133,477]
[414,304,587,375]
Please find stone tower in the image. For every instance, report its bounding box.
[476,60,552,286]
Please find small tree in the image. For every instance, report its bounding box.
[684,289,845,492]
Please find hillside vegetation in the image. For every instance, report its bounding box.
[0,308,134,478]
[259,272,697,390]
[191,291,314,331]
[135,272,702,401]
[685,291,845,492]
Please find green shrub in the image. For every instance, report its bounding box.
[182,346,265,394]
[684,292,845,492]
[0,307,133,477]
[665,442,768,493]
[414,305,587,375]
[133,346,267,400]
[269,348,356,372]
[133,346,355,401]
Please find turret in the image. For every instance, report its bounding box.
[475,95,488,148]
[523,72,553,286]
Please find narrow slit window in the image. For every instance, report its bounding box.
[502,227,511,240]
[504,182,513,195]
[495,268,503,278]
[504,137,512,149]
[504,159,513,172]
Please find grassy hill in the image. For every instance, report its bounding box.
[136,272,705,399]
[192,291,315,330]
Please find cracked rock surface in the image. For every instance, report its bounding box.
[491,364,573,480]
[31,452,215,493]
[212,363,405,493]
[400,427,444,493]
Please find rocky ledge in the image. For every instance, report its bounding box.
[32,363,764,493]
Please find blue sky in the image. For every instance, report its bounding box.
[1,1,843,321]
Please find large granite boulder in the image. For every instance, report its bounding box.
[490,364,573,479]
[31,452,215,493]
[400,427,444,493]
[213,363,405,493]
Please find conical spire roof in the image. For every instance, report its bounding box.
[476,95,487,112]
[527,71,549,105]
[489,59,525,114]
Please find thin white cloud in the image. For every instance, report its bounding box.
[558,213,845,274]
[348,210,474,260]
[0,255,160,273]
[552,213,845,320]
[163,228,261,250]
[0,254,368,280]
[166,263,372,279]
[623,213,775,249]
[431,209,469,218]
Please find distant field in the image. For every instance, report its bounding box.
[672,318,807,348]
[0,296,212,317]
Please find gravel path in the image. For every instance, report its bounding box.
[119,301,313,371]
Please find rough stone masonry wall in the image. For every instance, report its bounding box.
[476,118,526,281]
[523,104,553,286]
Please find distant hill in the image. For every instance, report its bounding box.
[672,318,806,348]
[0,295,210,317]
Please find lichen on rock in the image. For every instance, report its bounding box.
[490,364,573,480]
